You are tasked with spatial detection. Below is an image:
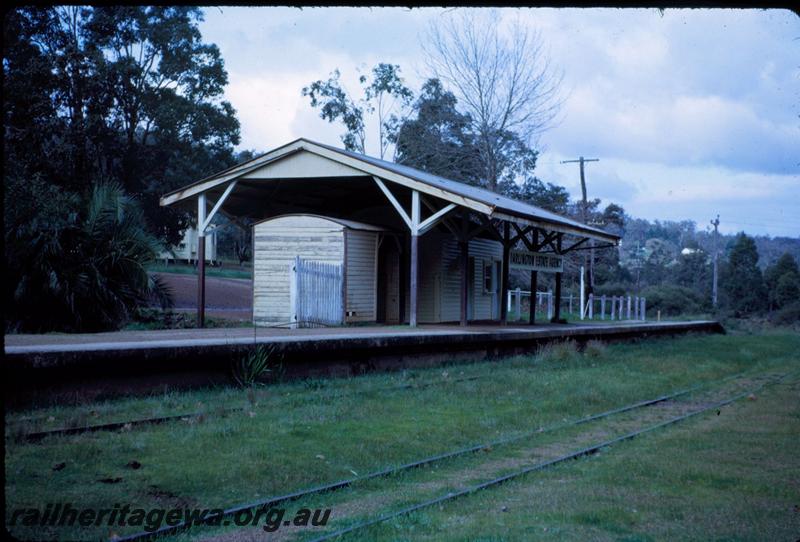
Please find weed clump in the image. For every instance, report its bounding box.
[231,345,282,387]
[583,340,607,358]
[536,340,580,365]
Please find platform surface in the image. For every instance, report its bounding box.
[5,320,718,355]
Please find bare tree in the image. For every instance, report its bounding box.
[423,9,563,191]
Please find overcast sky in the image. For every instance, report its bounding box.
[199,7,799,238]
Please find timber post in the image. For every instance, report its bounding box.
[409,190,420,327]
[197,193,207,328]
[552,233,563,323]
[459,213,469,326]
[500,221,511,324]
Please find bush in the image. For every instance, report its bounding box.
[640,284,707,317]
[5,179,172,332]
[594,282,630,297]
[769,301,800,326]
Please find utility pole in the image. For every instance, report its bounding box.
[561,156,599,300]
[711,215,720,309]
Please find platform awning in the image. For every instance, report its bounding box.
[161,137,620,328]
[160,138,620,244]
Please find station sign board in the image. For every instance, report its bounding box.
[509,249,563,273]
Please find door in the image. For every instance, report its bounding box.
[491,260,501,320]
[467,257,475,320]
[378,245,400,324]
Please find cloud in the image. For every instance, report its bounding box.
[198,7,800,237]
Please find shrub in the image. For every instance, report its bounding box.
[5,179,172,332]
[769,301,800,326]
[640,284,707,316]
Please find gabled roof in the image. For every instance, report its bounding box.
[252,213,387,232]
[160,137,619,243]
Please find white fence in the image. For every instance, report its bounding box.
[507,289,646,322]
[290,256,344,327]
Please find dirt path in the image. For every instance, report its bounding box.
[155,272,252,320]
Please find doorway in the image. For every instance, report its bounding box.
[377,237,401,324]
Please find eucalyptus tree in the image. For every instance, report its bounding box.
[3,6,241,244]
[423,9,563,191]
[302,63,413,158]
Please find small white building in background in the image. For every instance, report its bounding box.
[159,226,218,264]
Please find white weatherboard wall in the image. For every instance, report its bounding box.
[253,215,380,326]
[405,231,503,323]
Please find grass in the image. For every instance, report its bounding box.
[4,331,799,540]
[350,376,800,541]
[147,262,252,280]
[122,311,253,331]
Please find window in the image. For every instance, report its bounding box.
[483,259,500,294]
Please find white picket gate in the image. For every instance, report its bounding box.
[290,256,344,327]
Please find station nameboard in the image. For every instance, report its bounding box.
[509,250,563,273]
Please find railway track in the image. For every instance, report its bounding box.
[110,369,780,542]
[10,373,490,442]
[308,371,793,542]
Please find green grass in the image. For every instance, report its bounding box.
[4,332,799,540]
[350,376,800,541]
[122,312,253,331]
[147,262,252,280]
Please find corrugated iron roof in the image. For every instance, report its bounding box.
[161,137,619,242]
[308,139,617,240]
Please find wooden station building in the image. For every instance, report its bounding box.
[160,138,620,327]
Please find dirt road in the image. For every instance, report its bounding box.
[154,272,252,320]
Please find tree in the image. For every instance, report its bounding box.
[423,9,562,191]
[721,233,767,315]
[774,272,800,309]
[764,253,800,309]
[302,63,413,158]
[500,177,569,214]
[392,79,482,184]
[3,6,241,245]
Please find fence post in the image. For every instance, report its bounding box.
[627,295,632,320]
[547,290,553,320]
[600,295,606,320]
[588,293,594,320]
[515,287,521,321]
[569,293,573,315]
[634,296,639,320]
[641,297,646,321]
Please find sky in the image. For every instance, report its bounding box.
[199,7,799,238]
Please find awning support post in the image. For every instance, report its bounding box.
[409,190,420,327]
[197,193,207,328]
[459,213,469,327]
[529,229,539,325]
[552,233,563,323]
[500,221,511,325]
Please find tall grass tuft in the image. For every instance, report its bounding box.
[232,345,280,387]
[536,340,580,366]
[583,340,608,358]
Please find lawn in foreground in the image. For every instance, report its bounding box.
[351,375,800,541]
[4,332,799,540]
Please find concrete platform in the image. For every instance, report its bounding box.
[3,321,724,406]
